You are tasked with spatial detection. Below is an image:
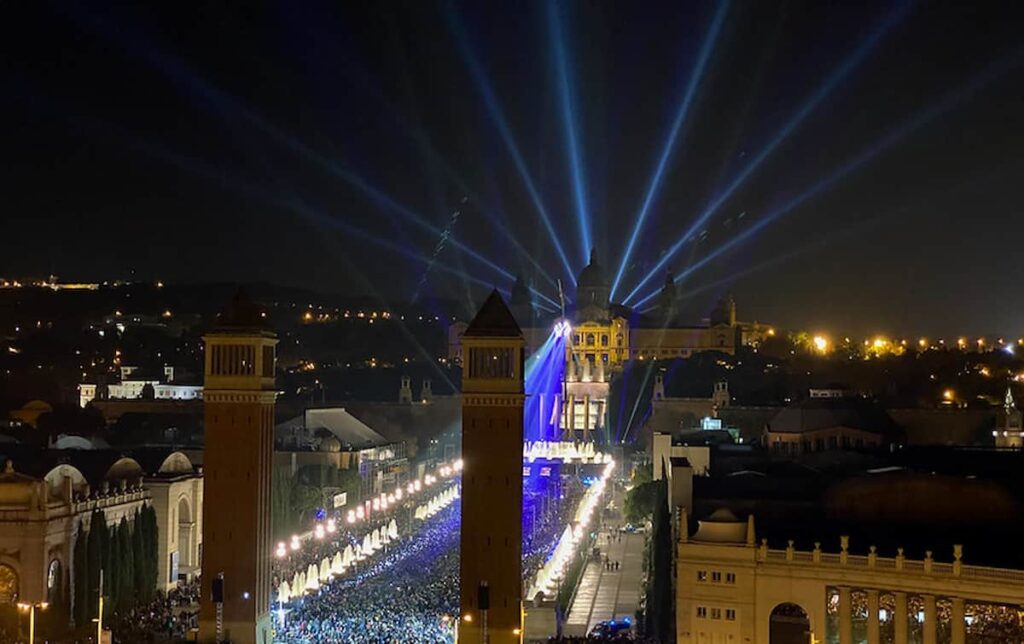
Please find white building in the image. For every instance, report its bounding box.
[79,365,202,408]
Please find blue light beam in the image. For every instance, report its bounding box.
[446,6,577,283]
[548,1,592,265]
[631,50,1024,309]
[66,4,538,304]
[524,329,569,443]
[609,0,731,301]
[621,1,913,305]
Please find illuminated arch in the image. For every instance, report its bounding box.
[770,602,810,644]
[0,565,18,603]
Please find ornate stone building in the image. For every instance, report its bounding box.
[0,449,201,627]
[677,510,1024,644]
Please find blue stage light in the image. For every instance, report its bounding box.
[609,0,730,301]
[524,328,569,443]
[549,1,592,265]
[621,1,913,305]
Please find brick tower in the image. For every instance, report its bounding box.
[198,292,277,644]
[459,290,525,643]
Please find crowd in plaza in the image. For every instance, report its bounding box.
[108,579,200,643]
[277,502,460,643]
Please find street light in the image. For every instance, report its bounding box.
[18,601,48,644]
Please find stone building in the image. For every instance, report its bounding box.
[0,448,201,623]
[677,510,1024,644]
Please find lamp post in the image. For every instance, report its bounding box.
[17,600,48,644]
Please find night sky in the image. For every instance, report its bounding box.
[2,1,1023,335]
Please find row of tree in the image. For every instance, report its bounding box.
[72,504,159,628]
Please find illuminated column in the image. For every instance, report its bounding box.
[839,587,853,644]
[584,395,591,441]
[951,598,965,644]
[894,592,908,644]
[923,595,937,644]
[567,394,576,440]
[867,590,880,644]
[459,290,525,644]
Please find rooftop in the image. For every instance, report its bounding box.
[464,289,522,338]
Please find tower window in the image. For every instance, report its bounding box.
[467,348,515,378]
[262,346,275,377]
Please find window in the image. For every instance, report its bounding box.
[726,572,736,584]
[711,571,721,583]
[696,606,707,618]
[711,608,722,620]
[467,348,515,379]
[262,345,275,377]
[726,609,736,621]
[601,334,609,347]
[697,570,707,582]
[586,333,595,346]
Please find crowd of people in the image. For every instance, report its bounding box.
[108,579,200,643]
[277,503,460,643]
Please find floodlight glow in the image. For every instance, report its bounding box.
[524,328,569,442]
[554,319,572,339]
[622,1,913,304]
[610,0,730,300]
[549,2,592,263]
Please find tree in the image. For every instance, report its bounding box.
[132,509,147,602]
[139,504,159,600]
[86,510,109,619]
[108,521,121,612]
[272,464,297,541]
[643,479,674,643]
[624,480,658,525]
[73,521,89,627]
[115,518,134,612]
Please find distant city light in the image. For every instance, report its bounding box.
[812,335,829,354]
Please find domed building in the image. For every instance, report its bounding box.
[0,447,202,628]
[570,250,630,372]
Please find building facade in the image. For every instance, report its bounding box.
[0,449,202,628]
[79,365,202,408]
[677,511,1024,644]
